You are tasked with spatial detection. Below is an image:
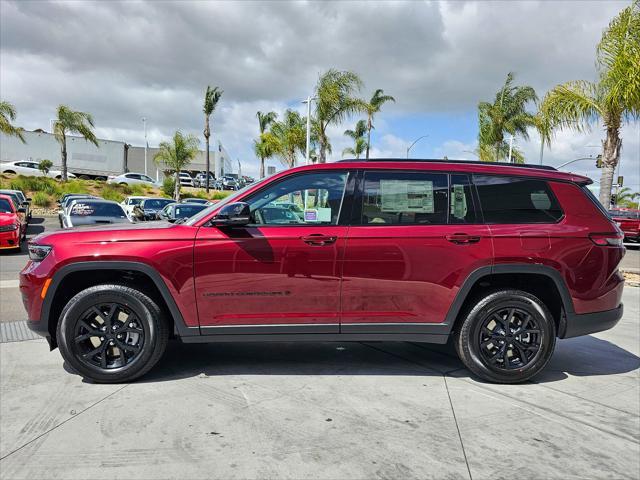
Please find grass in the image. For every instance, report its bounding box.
[0,174,233,210]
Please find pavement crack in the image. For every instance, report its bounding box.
[0,384,129,461]
[443,376,473,480]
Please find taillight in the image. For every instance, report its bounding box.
[589,233,624,246]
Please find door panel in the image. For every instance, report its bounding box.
[341,224,492,330]
[194,225,346,332]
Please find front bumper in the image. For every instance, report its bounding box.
[0,229,20,249]
[560,304,624,339]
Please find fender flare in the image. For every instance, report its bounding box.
[42,261,198,339]
[443,264,574,329]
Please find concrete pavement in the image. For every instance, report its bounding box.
[0,288,638,479]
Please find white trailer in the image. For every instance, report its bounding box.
[0,130,126,180]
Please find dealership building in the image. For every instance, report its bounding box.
[0,130,236,180]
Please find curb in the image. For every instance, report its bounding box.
[0,322,42,343]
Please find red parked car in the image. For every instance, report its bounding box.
[20,160,625,383]
[0,193,27,251]
[609,209,639,243]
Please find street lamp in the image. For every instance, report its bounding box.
[142,117,147,176]
[302,96,318,165]
[406,134,428,159]
[556,155,598,170]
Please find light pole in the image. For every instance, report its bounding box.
[462,150,478,159]
[142,117,147,176]
[556,155,598,170]
[507,135,515,163]
[406,134,429,159]
[302,96,318,165]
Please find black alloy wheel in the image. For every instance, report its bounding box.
[73,302,145,370]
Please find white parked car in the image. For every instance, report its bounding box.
[120,196,149,218]
[107,172,159,187]
[178,172,194,187]
[0,160,75,179]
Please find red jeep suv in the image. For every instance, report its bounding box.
[20,160,625,384]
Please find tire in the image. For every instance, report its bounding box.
[57,284,169,383]
[454,289,556,384]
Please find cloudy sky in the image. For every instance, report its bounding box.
[1,0,638,189]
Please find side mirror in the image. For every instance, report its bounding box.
[211,202,251,227]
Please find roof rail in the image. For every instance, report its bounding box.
[336,158,557,171]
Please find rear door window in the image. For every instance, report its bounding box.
[449,174,478,224]
[359,171,448,225]
[473,175,563,224]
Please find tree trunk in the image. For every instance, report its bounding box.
[174,171,181,202]
[598,126,622,208]
[495,141,500,162]
[319,138,327,164]
[260,155,265,178]
[204,117,210,194]
[61,135,68,181]
[365,116,372,160]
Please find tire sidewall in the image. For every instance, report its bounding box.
[57,286,159,382]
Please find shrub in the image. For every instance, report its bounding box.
[210,190,231,200]
[128,183,146,196]
[59,179,90,196]
[38,159,54,176]
[32,191,51,207]
[101,184,125,202]
[162,177,176,198]
[9,175,61,196]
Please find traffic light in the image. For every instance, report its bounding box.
[611,194,617,206]
[596,154,603,168]
[617,176,624,187]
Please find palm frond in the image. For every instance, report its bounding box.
[540,80,602,132]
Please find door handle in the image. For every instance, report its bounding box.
[301,234,337,246]
[445,233,481,245]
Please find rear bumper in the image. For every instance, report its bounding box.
[560,304,624,339]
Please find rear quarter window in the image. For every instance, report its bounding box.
[473,175,563,224]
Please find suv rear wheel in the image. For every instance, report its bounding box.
[57,284,169,383]
[454,290,556,383]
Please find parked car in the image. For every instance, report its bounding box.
[0,160,75,179]
[215,175,239,190]
[181,198,211,205]
[0,189,31,222]
[60,199,130,229]
[177,172,195,187]
[0,194,27,250]
[120,196,149,218]
[58,195,98,227]
[131,197,175,221]
[22,159,626,384]
[609,209,639,243]
[107,173,159,187]
[156,202,208,222]
[194,172,216,188]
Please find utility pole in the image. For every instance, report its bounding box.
[302,96,317,165]
[406,135,429,159]
[142,117,147,176]
[237,159,242,179]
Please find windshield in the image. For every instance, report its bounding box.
[70,202,126,217]
[610,210,639,219]
[185,176,272,226]
[143,199,173,209]
[174,204,207,218]
[129,198,144,206]
[0,198,14,213]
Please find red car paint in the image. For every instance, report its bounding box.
[21,161,624,343]
[0,194,25,250]
[610,209,640,242]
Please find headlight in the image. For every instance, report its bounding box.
[28,244,52,262]
[0,224,18,232]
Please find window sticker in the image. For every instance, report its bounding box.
[71,203,94,215]
[304,209,318,222]
[380,180,434,213]
[451,184,467,219]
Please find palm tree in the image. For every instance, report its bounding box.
[53,105,98,181]
[541,1,639,207]
[263,110,307,168]
[0,101,25,143]
[616,187,640,207]
[363,89,395,159]
[342,119,368,159]
[154,131,199,201]
[314,69,365,163]
[203,86,223,193]
[478,72,538,163]
[255,111,277,178]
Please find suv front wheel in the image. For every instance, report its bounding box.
[57,284,169,383]
[454,289,556,383]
